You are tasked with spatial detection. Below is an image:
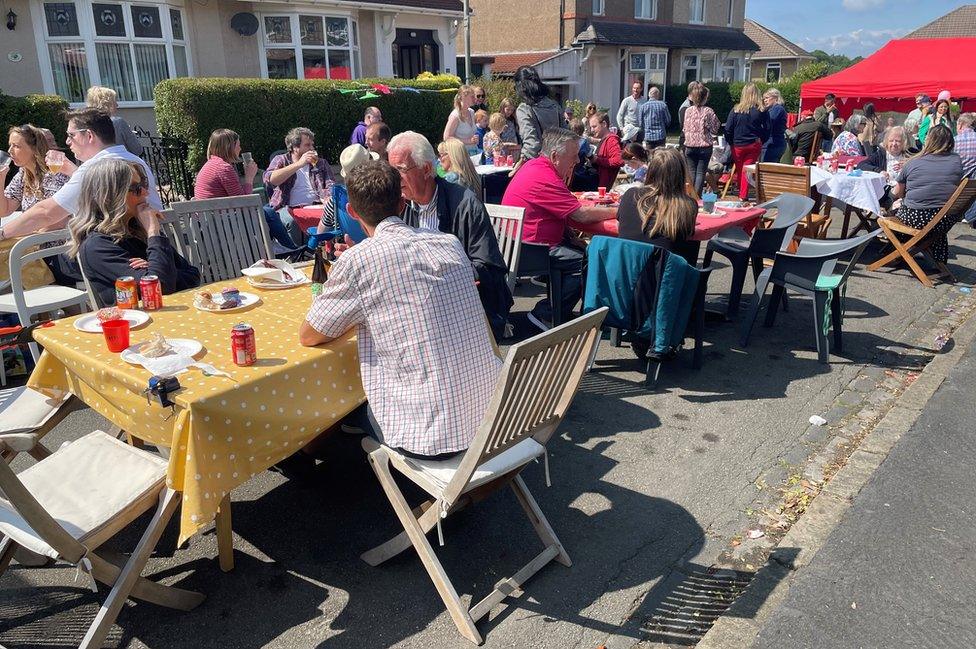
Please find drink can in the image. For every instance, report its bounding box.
[507,154,515,166]
[845,160,855,173]
[231,323,257,367]
[816,154,824,169]
[139,275,163,311]
[115,276,139,310]
[794,156,806,167]
[830,158,840,173]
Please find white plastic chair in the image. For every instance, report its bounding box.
[0,230,90,360]
[0,430,205,648]
[486,204,524,295]
[170,195,272,283]
[361,307,608,644]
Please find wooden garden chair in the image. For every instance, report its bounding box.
[0,387,78,465]
[170,195,273,283]
[756,163,831,240]
[360,307,608,645]
[486,204,525,295]
[867,178,976,287]
[0,430,205,648]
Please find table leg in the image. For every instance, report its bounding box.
[216,494,234,572]
[841,205,853,238]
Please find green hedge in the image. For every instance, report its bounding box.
[0,92,69,145]
[154,77,460,171]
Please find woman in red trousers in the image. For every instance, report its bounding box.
[724,84,769,201]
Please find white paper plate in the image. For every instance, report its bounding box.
[121,338,203,365]
[698,208,727,218]
[74,309,150,333]
[193,291,260,312]
[716,201,744,209]
[246,275,310,290]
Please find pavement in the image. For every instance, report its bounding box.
[3,216,976,648]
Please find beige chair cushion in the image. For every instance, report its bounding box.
[0,285,87,310]
[0,387,69,435]
[0,430,167,559]
[388,437,545,496]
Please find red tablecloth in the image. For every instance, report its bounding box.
[290,205,325,232]
[574,200,766,241]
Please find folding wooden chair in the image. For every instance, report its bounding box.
[0,430,204,648]
[756,163,831,240]
[719,163,737,199]
[486,204,524,295]
[867,178,976,287]
[0,387,77,465]
[361,307,608,645]
[170,195,273,283]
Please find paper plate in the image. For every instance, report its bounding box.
[74,310,150,333]
[121,338,203,365]
[246,275,310,290]
[716,201,744,209]
[194,292,260,312]
[698,208,727,218]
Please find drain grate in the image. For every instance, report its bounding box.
[641,569,754,645]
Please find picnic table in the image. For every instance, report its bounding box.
[28,271,366,570]
[573,195,766,241]
[745,163,887,217]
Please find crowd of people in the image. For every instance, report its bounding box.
[2,68,976,459]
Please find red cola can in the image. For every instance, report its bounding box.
[231,323,257,366]
[139,275,163,311]
[794,156,806,167]
[115,276,138,310]
[845,160,855,172]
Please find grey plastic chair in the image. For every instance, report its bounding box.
[702,193,814,318]
[740,229,881,363]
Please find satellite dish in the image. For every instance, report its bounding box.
[230,12,258,36]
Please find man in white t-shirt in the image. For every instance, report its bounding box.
[0,107,160,242]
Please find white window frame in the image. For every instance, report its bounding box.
[744,61,752,80]
[720,55,739,81]
[765,61,781,83]
[681,53,700,82]
[258,11,361,81]
[592,0,604,16]
[627,49,667,94]
[727,0,735,26]
[635,0,657,20]
[32,0,192,107]
[699,51,717,82]
[690,0,705,24]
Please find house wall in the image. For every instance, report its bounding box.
[0,0,46,96]
[468,0,564,54]
[750,57,808,82]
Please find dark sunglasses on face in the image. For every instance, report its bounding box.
[476,94,485,99]
[128,178,149,194]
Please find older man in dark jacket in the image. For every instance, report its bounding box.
[388,131,513,338]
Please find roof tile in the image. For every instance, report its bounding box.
[744,19,813,60]
[904,5,976,39]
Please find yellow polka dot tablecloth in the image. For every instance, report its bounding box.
[29,277,365,545]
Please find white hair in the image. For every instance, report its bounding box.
[764,88,783,104]
[883,125,908,150]
[387,130,437,166]
[958,112,976,130]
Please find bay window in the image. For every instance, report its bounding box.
[628,51,667,92]
[260,13,361,80]
[39,0,190,104]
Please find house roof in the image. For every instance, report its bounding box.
[573,21,759,51]
[744,19,813,60]
[904,5,976,39]
[490,51,562,75]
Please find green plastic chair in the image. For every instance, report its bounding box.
[740,229,880,363]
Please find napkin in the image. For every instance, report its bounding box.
[241,259,305,284]
[130,353,196,377]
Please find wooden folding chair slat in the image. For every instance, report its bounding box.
[486,205,525,296]
[867,178,976,286]
[362,308,608,644]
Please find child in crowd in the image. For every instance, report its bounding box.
[474,110,489,150]
[621,142,649,182]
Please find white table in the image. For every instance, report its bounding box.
[475,164,514,176]
[745,165,886,216]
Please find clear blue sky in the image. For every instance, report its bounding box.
[746,0,967,57]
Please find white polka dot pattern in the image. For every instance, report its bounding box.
[30,277,365,545]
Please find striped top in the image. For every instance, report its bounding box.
[194,156,249,199]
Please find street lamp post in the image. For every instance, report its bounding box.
[463,0,472,83]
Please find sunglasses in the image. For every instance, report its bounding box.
[476,94,485,99]
[128,179,149,194]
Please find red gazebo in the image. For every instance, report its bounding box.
[800,38,976,116]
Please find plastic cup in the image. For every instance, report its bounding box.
[242,152,253,165]
[598,186,607,198]
[102,319,130,353]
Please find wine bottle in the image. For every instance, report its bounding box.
[311,245,328,297]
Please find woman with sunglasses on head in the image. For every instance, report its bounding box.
[0,124,76,218]
[68,158,200,307]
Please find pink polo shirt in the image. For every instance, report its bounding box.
[502,157,580,246]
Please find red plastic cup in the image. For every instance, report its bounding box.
[101,319,130,353]
[598,186,607,198]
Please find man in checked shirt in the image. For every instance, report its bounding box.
[299,161,502,459]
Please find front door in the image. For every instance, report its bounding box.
[393,29,439,78]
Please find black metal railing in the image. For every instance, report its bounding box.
[135,126,194,206]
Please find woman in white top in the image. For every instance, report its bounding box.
[443,85,479,149]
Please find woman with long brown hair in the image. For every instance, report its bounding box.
[616,147,699,262]
[0,124,74,217]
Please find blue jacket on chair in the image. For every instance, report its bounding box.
[583,236,700,354]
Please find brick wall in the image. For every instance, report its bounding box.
[468,0,566,53]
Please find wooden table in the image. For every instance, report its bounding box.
[29,273,365,571]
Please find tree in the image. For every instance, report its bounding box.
[809,50,863,75]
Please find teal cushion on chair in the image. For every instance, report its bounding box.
[815,275,843,291]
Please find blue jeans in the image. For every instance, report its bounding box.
[965,200,976,224]
[262,205,301,248]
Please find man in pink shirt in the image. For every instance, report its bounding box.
[502,127,615,329]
